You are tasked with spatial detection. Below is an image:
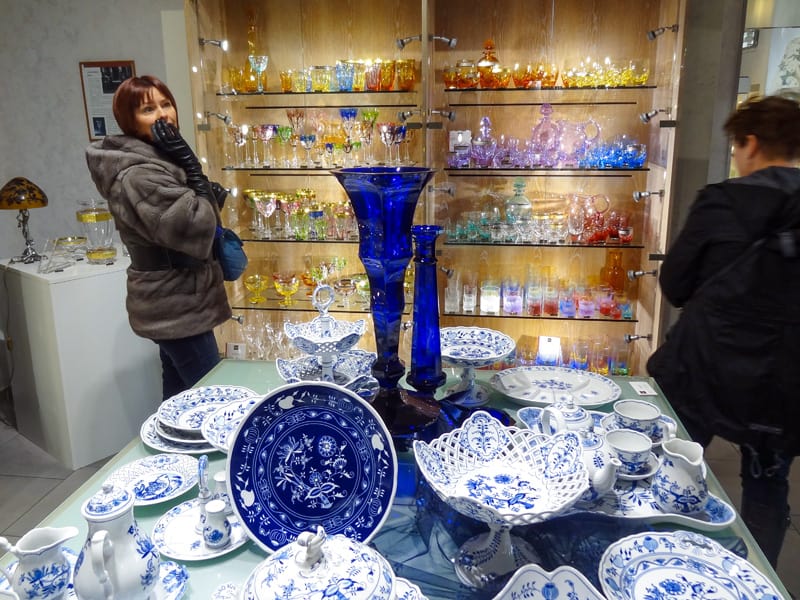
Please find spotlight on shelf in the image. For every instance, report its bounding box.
[430,109,456,121]
[646,23,679,41]
[624,333,653,343]
[632,189,664,202]
[205,111,232,126]
[199,38,229,51]
[639,108,671,123]
[396,34,422,50]
[627,268,658,281]
[431,34,458,48]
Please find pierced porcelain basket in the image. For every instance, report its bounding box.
[413,411,588,588]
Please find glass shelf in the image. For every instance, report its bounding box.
[442,240,645,249]
[444,167,648,177]
[442,311,638,323]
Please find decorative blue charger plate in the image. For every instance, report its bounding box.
[227,381,398,552]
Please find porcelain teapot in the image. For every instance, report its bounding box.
[73,483,160,600]
[651,437,709,515]
[539,399,620,500]
[0,526,78,600]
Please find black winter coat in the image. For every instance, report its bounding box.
[647,167,800,455]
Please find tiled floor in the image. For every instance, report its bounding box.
[0,421,798,597]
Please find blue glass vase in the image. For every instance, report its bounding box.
[407,225,446,394]
[332,167,438,436]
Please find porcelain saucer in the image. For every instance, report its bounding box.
[210,582,239,600]
[152,497,249,561]
[140,414,217,455]
[616,451,662,481]
[394,577,429,600]
[104,453,198,506]
[0,549,189,600]
[600,413,676,448]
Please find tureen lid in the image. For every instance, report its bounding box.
[250,526,395,600]
[81,482,134,521]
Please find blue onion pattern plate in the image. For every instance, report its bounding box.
[227,382,397,552]
[439,326,516,368]
[152,497,249,561]
[0,549,189,600]
[140,414,216,455]
[494,564,604,600]
[157,385,259,434]
[490,366,621,407]
[599,531,783,599]
[200,397,261,454]
[104,453,198,506]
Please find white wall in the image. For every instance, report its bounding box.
[0,0,189,260]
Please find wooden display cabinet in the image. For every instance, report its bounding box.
[184,0,685,373]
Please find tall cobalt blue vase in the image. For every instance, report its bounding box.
[407,225,446,394]
[332,167,438,437]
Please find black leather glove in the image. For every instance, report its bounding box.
[151,119,213,200]
[209,181,228,209]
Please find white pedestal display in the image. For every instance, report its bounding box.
[0,253,161,469]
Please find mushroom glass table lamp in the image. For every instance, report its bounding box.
[0,177,49,264]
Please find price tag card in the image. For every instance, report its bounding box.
[629,381,658,396]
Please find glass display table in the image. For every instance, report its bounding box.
[1,359,790,599]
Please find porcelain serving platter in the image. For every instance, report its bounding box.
[104,453,198,505]
[140,414,217,455]
[490,366,621,407]
[494,564,604,600]
[157,385,258,434]
[152,497,249,561]
[0,549,189,600]
[567,480,736,531]
[599,531,783,599]
[227,381,397,553]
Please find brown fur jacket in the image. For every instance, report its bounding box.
[86,135,231,340]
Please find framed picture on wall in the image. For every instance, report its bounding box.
[79,60,136,141]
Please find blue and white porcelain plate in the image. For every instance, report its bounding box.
[568,479,736,531]
[599,531,783,599]
[0,549,189,600]
[104,453,198,506]
[200,397,261,454]
[394,577,428,600]
[439,326,516,368]
[494,564,604,600]
[140,414,216,455]
[490,366,621,407]
[157,385,259,434]
[227,381,398,552]
[152,497,249,561]
[276,349,377,384]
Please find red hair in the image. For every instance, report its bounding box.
[112,75,179,138]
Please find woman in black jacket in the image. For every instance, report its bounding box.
[648,94,800,566]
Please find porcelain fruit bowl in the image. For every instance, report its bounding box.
[439,326,515,407]
[413,411,588,588]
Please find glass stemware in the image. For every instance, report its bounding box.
[276,125,293,167]
[377,122,397,165]
[360,108,379,164]
[244,274,268,304]
[273,271,300,306]
[299,133,317,167]
[254,124,277,167]
[334,276,356,308]
[253,191,277,239]
[247,55,269,93]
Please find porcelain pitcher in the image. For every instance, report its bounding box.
[651,437,709,515]
[0,526,78,600]
[73,483,160,600]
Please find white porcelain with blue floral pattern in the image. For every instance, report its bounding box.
[73,483,160,600]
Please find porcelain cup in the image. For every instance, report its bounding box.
[605,429,652,475]
[613,399,661,438]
